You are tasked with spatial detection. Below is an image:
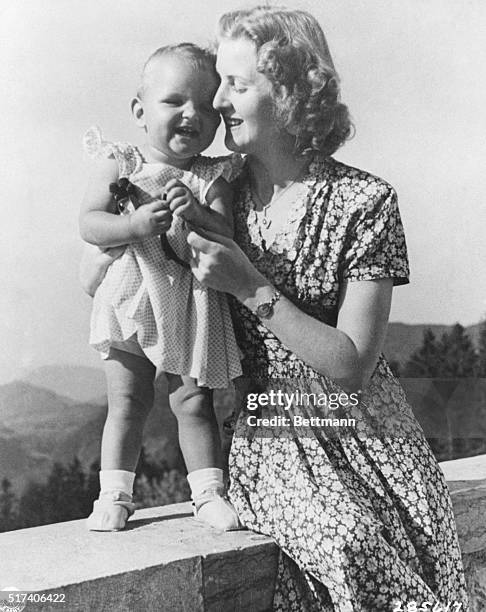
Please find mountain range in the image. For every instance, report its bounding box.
[0,376,181,494]
[0,321,482,494]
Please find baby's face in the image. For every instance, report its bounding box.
[136,55,221,165]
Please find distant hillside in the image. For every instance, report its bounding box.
[0,381,96,433]
[24,365,106,403]
[21,323,483,403]
[0,379,182,494]
[383,322,481,367]
[1,320,482,493]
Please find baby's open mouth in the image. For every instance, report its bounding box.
[175,126,199,137]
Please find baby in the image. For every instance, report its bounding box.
[79,43,242,531]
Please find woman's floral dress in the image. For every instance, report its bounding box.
[228,156,468,611]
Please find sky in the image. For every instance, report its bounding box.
[1,0,485,384]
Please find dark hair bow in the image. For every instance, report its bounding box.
[109,177,190,269]
[109,178,137,213]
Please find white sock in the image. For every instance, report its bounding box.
[99,470,135,497]
[187,468,224,500]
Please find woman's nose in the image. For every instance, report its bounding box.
[213,83,229,112]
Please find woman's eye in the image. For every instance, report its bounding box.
[228,79,248,94]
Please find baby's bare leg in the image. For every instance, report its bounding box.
[167,374,240,530]
[102,348,156,471]
[166,373,222,472]
[87,347,155,531]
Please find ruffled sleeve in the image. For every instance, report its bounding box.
[342,183,409,286]
[190,153,245,204]
[82,126,143,177]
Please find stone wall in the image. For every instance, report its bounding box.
[0,456,484,611]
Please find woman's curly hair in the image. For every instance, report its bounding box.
[217,6,353,157]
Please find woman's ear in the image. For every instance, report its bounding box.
[131,97,145,128]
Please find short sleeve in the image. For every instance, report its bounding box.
[342,184,409,286]
[191,154,245,204]
[82,126,143,177]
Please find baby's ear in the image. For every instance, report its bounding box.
[131,97,145,127]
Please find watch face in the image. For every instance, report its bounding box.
[256,303,272,318]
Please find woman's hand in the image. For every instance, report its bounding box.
[187,229,266,299]
[188,229,393,392]
[79,242,125,297]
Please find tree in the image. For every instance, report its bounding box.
[404,329,442,377]
[404,325,479,378]
[388,360,401,378]
[438,324,478,377]
[85,460,101,515]
[11,448,190,530]
[41,458,89,523]
[134,471,190,508]
[58,457,88,521]
[0,478,17,532]
[17,457,90,529]
[403,324,484,461]
[134,446,189,507]
[17,481,49,528]
[478,319,486,377]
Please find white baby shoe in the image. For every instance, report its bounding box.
[86,491,135,531]
[193,487,241,531]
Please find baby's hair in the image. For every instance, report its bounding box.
[217,6,353,157]
[138,43,218,98]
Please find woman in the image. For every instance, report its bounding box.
[82,6,468,609]
[186,6,468,611]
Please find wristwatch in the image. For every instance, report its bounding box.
[254,290,281,319]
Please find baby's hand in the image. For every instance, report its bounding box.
[129,199,173,240]
[165,179,203,225]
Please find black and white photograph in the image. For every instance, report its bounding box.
[1,1,485,610]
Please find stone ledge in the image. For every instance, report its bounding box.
[440,454,486,482]
[441,454,486,555]
[0,502,278,612]
[0,455,485,611]
[448,481,486,555]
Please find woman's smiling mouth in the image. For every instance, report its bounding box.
[224,117,243,128]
